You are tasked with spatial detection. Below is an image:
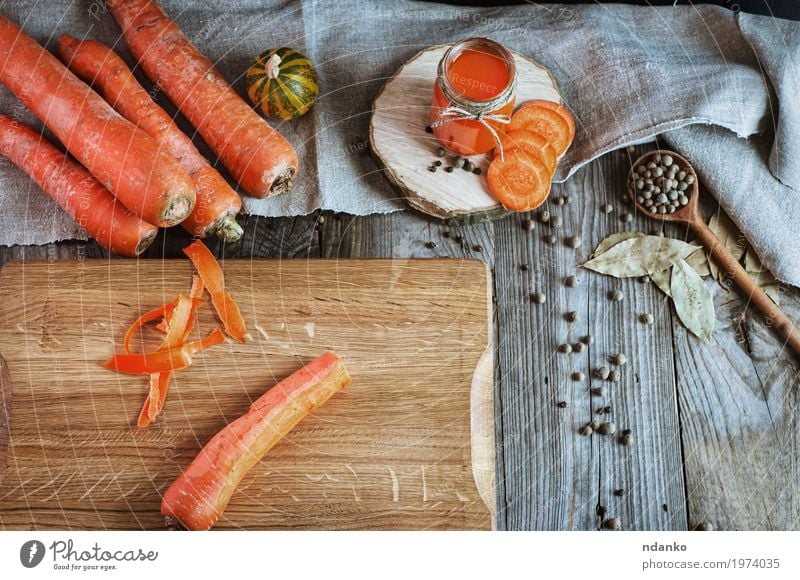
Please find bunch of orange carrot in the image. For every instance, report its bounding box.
[0,0,299,256]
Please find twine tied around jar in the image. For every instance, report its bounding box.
[430,107,512,160]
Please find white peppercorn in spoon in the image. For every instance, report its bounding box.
[628,149,800,357]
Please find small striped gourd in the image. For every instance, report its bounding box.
[245,48,318,120]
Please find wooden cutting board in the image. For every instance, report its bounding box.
[0,259,494,530]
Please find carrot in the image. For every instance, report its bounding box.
[0,15,195,227]
[107,0,299,199]
[161,352,351,530]
[509,100,575,158]
[0,115,157,257]
[498,129,557,174]
[487,148,552,212]
[57,35,244,242]
[183,240,247,342]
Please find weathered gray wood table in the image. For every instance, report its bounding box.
[1,146,797,531]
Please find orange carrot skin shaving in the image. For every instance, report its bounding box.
[57,35,243,242]
[0,15,196,227]
[183,240,247,342]
[161,352,351,530]
[107,0,298,199]
[105,328,224,375]
[0,115,157,257]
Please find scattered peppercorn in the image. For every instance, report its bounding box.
[463,160,473,172]
[580,424,593,437]
[442,231,451,238]
[573,342,586,353]
[444,166,454,173]
[613,489,625,497]
[566,235,582,249]
[638,275,650,284]
[603,204,614,214]
[590,420,601,431]
[594,366,610,380]
[472,167,482,175]
[597,422,617,436]
[571,371,585,381]
[556,401,568,408]
[425,125,433,133]
[609,289,624,302]
[565,275,579,288]
[566,311,579,323]
[608,369,620,382]
[554,196,565,206]
[621,212,633,223]
[640,313,654,324]
[597,405,612,415]
[695,522,714,531]
[581,334,594,345]
[425,241,437,249]
[436,146,445,156]
[519,263,528,271]
[563,195,572,204]
[603,517,621,530]
[433,160,442,167]
[453,156,465,169]
[662,503,669,512]
[620,433,633,446]
[428,166,437,173]
[539,210,551,223]
[531,292,546,304]
[590,386,607,396]
[550,215,563,228]
[610,353,627,366]
[522,219,535,231]
[543,234,556,244]
[472,244,483,252]
[558,343,573,354]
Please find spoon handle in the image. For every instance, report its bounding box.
[691,220,800,357]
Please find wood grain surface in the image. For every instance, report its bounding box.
[1,145,797,531]
[370,44,562,222]
[0,259,495,530]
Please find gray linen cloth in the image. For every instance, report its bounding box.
[0,1,798,284]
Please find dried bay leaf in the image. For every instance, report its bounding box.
[671,259,715,342]
[686,242,711,277]
[582,235,700,278]
[650,267,673,296]
[592,231,643,258]
[708,212,747,285]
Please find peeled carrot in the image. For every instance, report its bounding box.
[162,352,351,530]
[0,14,196,227]
[107,0,299,199]
[57,35,244,242]
[0,115,157,257]
[103,328,225,375]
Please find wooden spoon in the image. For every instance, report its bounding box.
[628,149,800,356]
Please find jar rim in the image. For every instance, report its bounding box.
[437,37,517,111]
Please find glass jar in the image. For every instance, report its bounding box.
[430,37,517,156]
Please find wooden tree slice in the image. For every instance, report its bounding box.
[370,44,563,223]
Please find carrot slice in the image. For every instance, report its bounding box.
[509,100,575,158]
[105,329,225,375]
[183,240,247,342]
[498,129,557,174]
[487,149,552,212]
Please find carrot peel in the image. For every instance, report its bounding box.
[183,240,247,342]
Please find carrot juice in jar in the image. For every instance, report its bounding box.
[430,38,516,156]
